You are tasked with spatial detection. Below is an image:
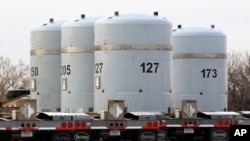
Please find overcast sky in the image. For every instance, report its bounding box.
[0,0,250,64]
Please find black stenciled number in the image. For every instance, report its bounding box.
[140,62,159,73]
[95,63,103,73]
[212,69,217,78]
[201,68,217,78]
[61,65,71,75]
[31,67,38,76]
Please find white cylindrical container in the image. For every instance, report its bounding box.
[61,15,102,112]
[173,25,227,112]
[30,18,66,112]
[94,12,173,112]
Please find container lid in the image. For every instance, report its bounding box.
[173,25,226,37]
[95,11,171,25]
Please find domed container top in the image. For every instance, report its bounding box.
[94,12,173,112]
[61,15,102,113]
[31,19,66,50]
[173,25,226,54]
[30,18,67,112]
[173,25,227,112]
[62,15,103,47]
[95,11,172,46]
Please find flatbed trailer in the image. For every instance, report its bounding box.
[0,111,247,141]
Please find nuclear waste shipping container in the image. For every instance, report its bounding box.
[30,19,66,112]
[94,12,173,112]
[173,25,227,112]
[61,15,102,113]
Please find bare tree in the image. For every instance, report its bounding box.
[13,60,30,89]
[228,51,250,111]
[0,57,29,101]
